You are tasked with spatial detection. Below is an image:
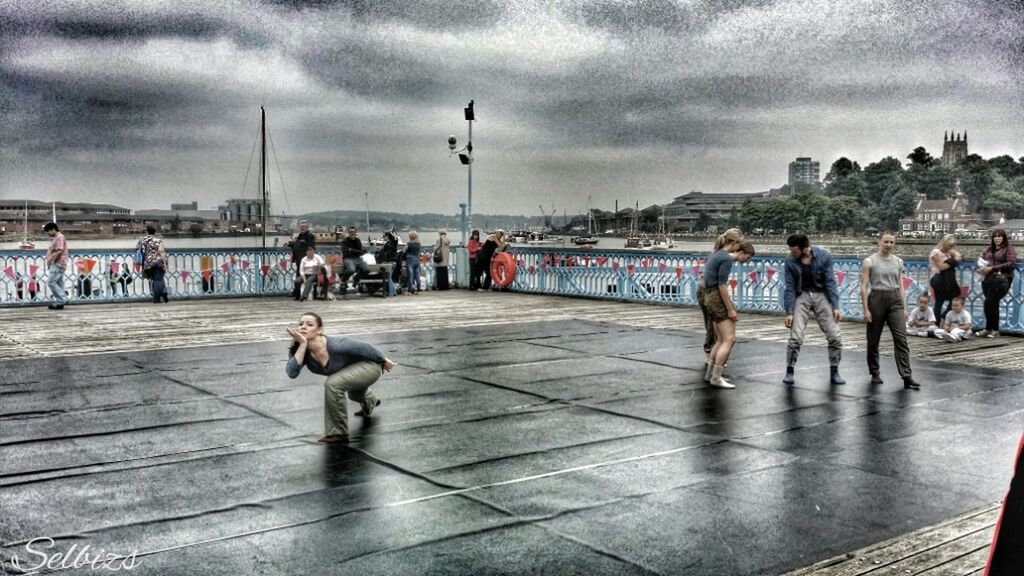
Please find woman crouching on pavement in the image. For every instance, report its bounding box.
[286,313,396,443]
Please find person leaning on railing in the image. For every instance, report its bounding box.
[976,228,1018,338]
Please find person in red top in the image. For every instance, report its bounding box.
[44,222,69,309]
[976,228,1018,337]
[467,229,483,290]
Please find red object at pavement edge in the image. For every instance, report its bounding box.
[986,432,1024,575]
[490,252,517,289]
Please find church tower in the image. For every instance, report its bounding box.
[941,131,969,168]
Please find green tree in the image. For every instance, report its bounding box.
[738,200,765,232]
[824,157,861,183]
[918,165,956,200]
[825,171,868,200]
[959,154,996,212]
[862,157,905,205]
[907,146,936,167]
[820,196,865,233]
[695,211,711,232]
[988,155,1021,181]
[885,187,917,230]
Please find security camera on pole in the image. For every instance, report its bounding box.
[447,100,474,245]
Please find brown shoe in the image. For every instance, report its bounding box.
[869,373,884,385]
[317,434,349,444]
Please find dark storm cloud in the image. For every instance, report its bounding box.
[266,0,508,31]
[1,0,1022,212]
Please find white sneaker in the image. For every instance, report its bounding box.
[938,332,957,342]
[988,331,1000,338]
[709,376,735,389]
[975,330,990,338]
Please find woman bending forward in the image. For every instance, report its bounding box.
[286,313,396,443]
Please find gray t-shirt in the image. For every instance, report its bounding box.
[286,336,386,378]
[868,253,903,292]
[704,250,734,290]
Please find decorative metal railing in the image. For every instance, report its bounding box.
[0,247,449,304]
[4,245,1021,333]
[503,247,1024,333]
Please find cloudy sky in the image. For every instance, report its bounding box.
[1,0,1022,216]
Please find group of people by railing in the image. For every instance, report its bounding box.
[697,227,1017,392]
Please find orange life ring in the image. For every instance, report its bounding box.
[490,252,517,288]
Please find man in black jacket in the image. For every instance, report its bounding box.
[339,226,370,296]
[286,220,316,300]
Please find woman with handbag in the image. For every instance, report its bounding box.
[432,229,452,290]
[928,234,962,324]
[976,228,1017,338]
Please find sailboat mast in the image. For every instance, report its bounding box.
[365,191,370,240]
[261,106,267,250]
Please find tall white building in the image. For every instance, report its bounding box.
[788,157,820,187]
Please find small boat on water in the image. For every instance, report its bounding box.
[571,197,599,246]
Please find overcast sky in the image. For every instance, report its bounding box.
[2,0,1022,216]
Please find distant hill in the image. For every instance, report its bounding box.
[297,210,550,232]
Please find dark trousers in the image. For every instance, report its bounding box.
[697,284,715,354]
[866,290,912,379]
[435,266,450,290]
[480,255,493,290]
[150,264,168,303]
[929,275,954,325]
[469,257,481,289]
[291,262,302,298]
[982,275,1011,332]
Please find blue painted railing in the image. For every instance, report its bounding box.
[0,248,451,304]
[503,247,1024,333]
[4,245,1021,333]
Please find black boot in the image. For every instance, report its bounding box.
[782,367,795,385]
[830,366,846,385]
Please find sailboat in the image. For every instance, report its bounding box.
[19,201,34,250]
[624,202,642,248]
[572,197,600,246]
[648,210,676,251]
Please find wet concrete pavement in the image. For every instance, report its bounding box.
[2,318,1022,575]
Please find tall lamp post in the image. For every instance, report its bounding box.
[447,100,474,244]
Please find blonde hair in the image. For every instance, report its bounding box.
[408,231,419,241]
[714,228,744,251]
[936,234,956,252]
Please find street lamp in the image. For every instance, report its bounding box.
[447,100,474,244]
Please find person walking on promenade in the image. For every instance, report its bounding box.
[136,225,169,303]
[703,240,756,389]
[286,313,396,444]
[433,229,452,290]
[782,233,845,385]
[698,228,743,375]
[286,220,316,300]
[43,222,68,310]
[339,226,370,297]
[860,231,922,390]
[976,228,1017,338]
[477,229,507,290]
[928,234,962,324]
[467,230,482,290]
[404,231,422,294]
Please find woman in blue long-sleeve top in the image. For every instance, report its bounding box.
[286,312,396,443]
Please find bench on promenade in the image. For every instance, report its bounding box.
[345,262,396,297]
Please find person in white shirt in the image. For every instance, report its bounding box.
[906,293,938,337]
[934,297,973,342]
[299,246,326,301]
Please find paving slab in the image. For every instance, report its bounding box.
[1,310,1020,575]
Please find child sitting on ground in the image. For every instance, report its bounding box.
[906,293,937,337]
[934,297,973,342]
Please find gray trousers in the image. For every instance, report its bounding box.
[324,361,381,436]
[787,291,843,367]
[866,290,912,379]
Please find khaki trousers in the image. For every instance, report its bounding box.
[324,361,381,436]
